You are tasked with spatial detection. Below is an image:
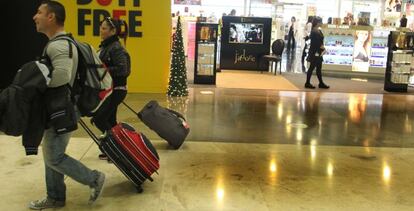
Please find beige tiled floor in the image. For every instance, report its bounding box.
[2,87,414,210]
[1,136,414,210]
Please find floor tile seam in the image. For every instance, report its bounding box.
[67,137,414,153]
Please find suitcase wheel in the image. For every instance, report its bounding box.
[136,185,143,193]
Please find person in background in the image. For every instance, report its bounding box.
[400,14,408,28]
[342,16,350,25]
[287,16,297,52]
[305,16,329,89]
[373,18,378,26]
[229,25,238,42]
[302,16,313,71]
[30,1,106,209]
[229,9,236,16]
[92,17,131,160]
[327,17,333,24]
[394,0,402,12]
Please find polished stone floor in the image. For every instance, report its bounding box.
[2,88,414,210]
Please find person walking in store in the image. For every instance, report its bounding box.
[287,16,298,52]
[304,16,329,89]
[342,16,350,25]
[30,1,105,209]
[301,16,313,71]
[92,16,131,160]
[400,14,408,28]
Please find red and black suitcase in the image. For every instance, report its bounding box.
[79,119,159,193]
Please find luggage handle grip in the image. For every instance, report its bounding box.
[122,101,139,116]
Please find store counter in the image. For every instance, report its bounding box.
[320,24,396,78]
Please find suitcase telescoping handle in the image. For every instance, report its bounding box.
[122,101,139,116]
[79,118,101,145]
[122,101,187,121]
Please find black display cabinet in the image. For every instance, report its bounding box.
[194,23,218,84]
[384,31,414,92]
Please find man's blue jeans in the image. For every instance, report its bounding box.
[42,128,99,201]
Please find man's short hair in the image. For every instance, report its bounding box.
[41,0,65,26]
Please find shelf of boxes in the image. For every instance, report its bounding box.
[390,51,414,84]
[323,33,354,65]
[197,43,215,76]
[370,36,389,67]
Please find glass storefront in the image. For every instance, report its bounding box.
[171,0,414,77]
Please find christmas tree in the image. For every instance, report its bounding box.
[168,16,189,97]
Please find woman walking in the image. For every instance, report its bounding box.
[305,16,329,89]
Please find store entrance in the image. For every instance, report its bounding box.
[172,0,414,94]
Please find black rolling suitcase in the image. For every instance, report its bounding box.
[79,119,159,193]
[122,101,190,149]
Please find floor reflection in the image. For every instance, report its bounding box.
[282,47,304,73]
[177,88,414,148]
[86,87,414,149]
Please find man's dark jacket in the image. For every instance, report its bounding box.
[0,61,50,155]
[0,61,78,155]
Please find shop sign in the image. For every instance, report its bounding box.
[77,0,142,37]
[327,24,350,29]
[234,49,256,64]
[173,0,201,5]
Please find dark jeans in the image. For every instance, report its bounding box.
[306,59,324,84]
[287,33,296,50]
[301,43,308,68]
[93,89,127,133]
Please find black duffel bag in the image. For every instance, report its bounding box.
[124,100,190,149]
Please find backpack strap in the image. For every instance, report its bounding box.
[42,34,75,61]
[40,34,75,80]
[48,34,75,58]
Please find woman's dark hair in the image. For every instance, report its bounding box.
[41,0,65,26]
[307,16,314,24]
[312,16,322,28]
[102,17,129,45]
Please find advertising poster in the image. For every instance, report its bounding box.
[174,0,201,5]
[307,6,317,17]
[187,22,196,60]
[61,0,171,93]
[385,0,402,13]
[384,0,402,22]
[229,23,264,44]
[352,30,372,72]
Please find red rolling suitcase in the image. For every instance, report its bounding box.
[79,119,159,193]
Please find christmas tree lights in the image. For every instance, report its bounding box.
[167,16,189,97]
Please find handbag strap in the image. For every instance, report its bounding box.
[165,108,186,121]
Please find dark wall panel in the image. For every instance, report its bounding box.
[3,0,48,88]
[220,16,271,71]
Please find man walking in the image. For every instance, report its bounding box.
[30,1,105,209]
